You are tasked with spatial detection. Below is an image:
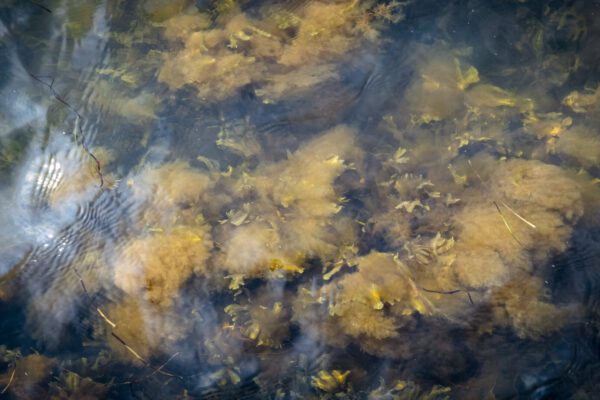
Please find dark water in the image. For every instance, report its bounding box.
[0,0,599,398]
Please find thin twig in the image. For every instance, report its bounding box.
[111,333,147,364]
[73,267,90,296]
[28,1,52,13]
[466,291,474,305]
[493,201,522,246]
[96,307,116,328]
[501,201,536,229]
[74,264,180,379]
[421,287,474,305]
[1,368,15,394]
[76,273,179,379]
[144,352,180,380]
[74,267,115,327]
[28,73,104,188]
[74,268,140,366]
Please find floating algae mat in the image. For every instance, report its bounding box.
[0,0,600,398]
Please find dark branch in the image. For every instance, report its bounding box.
[421,287,475,305]
[28,72,104,188]
[28,1,52,13]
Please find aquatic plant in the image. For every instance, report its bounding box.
[368,379,451,400]
[113,224,212,308]
[0,354,55,399]
[311,369,350,393]
[158,0,407,101]
[3,1,600,398]
[101,297,191,362]
[49,370,108,400]
[224,290,290,348]
[402,49,477,124]
[563,86,600,114]
[554,125,600,169]
[215,125,361,280]
[128,161,216,226]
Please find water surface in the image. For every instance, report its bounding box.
[0,0,599,398]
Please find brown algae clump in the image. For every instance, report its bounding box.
[292,252,433,358]
[402,49,480,124]
[128,161,215,226]
[114,224,212,308]
[216,125,361,279]
[103,297,191,362]
[563,85,600,114]
[0,354,55,399]
[225,289,290,348]
[489,277,577,339]
[158,1,405,101]
[554,125,600,169]
[438,158,584,336]
[324,252,430,340]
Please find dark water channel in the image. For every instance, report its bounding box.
[0,0,599,398]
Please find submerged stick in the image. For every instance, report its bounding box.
[73,268,147,369]
[421,287,474,306]
[28,1,52,13]
[144,352,180,380]
[28,73,104,188]
[501,201,537,229]
[493,201,522,246]
[73,268,181,380]
[0,368,15,394]
[96,307,116,328]
[111,333,147,364]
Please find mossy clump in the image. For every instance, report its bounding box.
[215,125,361,280]
[158,1,404,101]
[113,224,212,308]
[128,161,215,226]
[142,0,193,22]
[401,48,479,124]
[292,252,431,357]
[437,158,583,336]
[103,297,191,362]
[487,277,575,339]
[0,354,55,399]
[555,125,600,169]
[324,252,430,340]
[562,85,600,114]
[225,289,290,348]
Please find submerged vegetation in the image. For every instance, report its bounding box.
[1,0,600,398]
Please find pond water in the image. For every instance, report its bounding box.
[0,0,599,398]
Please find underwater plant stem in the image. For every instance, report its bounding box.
[421,287,474,305]
[0,367,15,394]
[76,271,180,380]
[110,332,147,364]
[144,352,181,380]
[27,1,52,13]
[501,201,537,229]
[493,201,522,246]
[73,268,150,371]
[96,307,116,328]
[27,73,104,188]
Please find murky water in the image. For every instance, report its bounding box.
[0,0,599,398]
